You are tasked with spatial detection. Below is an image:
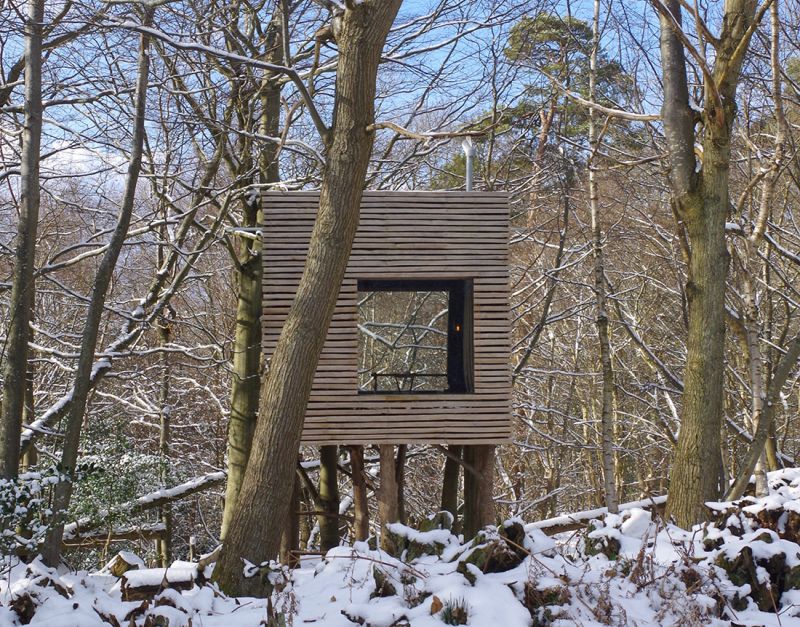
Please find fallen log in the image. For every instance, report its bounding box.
[62,523,166,547]
[527,495,667,536]
[119,564,198,601]
[62,471,225,540]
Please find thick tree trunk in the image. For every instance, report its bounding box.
[378,445,399,550]
[349,445,370,541]
[212,0,401,596]
[280,469,300,566]
[657,0,760,527]
[41,13,152,566]
[220,11,282,541]
[463,445,495,538]
[317,445,340,552]
[665,153,731,526]
[0,0,43,480]
[440,445,462,529]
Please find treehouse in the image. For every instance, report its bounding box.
[262,191,511,445]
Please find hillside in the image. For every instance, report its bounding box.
[5,470,800,626]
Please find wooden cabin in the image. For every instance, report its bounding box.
[261,191,511,445]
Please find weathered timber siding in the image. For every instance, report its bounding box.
[262,191,511,444]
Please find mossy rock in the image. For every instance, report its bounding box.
[729,592,750,612]
[785,564,800,590]
[459,523,527,574]
[754,531,775,544]
[523,581,571,625]
[782,512,800,544]
[371,566,397,599]
[715,545,789,612]
[456,561,477,585]
[383,527,448,561]
[500,521,527,550]
[381,531,403,558]
[407,538,447,561]
[419,511,454,533]
[703,534,724,552]
[583,525,621,560]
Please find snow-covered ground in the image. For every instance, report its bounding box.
[6,469,800,626]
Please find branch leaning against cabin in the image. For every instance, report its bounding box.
[212,0,402,597]
[654,0,765,527]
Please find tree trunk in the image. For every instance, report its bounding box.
[440,445,462,530]
[349,445,369,541]
[765,428,781,471]
[19,300,37,474]
[220,10,282,541]
[588,0,618,514]
[665,146,732,527]
[378,445,399,550]
[156,309,173,567]
[395,444,407,524]
[463,445,495,538]
[280,469,300,567]
[212,0,401,596]
[317,445,340,552]
[726,336,800,500]
[657,0,760,528]
[41,11,152,566]
[0,0,43,480]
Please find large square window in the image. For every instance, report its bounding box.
[357,279,473,394]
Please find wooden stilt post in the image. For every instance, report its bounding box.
[463,444,495,539]
[349,445,370,541]
[378,445,399,551]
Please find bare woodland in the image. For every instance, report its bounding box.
[1,0,799,604]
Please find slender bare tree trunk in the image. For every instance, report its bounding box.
[220,11,283,540]
[318,445,340,552]
[657,0,760,527]
[349,445,369,541]
[588,0,618,514]
[155,306,173,567]
[1,0,43,480]
[726,336,800,500]
[41,12,152,565]
[212,1,401,596]
[742,275,769,496]
[19,301,36,474]
[736,0,788,498]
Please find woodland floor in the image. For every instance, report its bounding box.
[6,469,800,626]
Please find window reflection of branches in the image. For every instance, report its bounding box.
[358,290,449,393]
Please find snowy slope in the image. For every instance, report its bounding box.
[6,469,800,626]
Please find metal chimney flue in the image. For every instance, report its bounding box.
[462,137,476,191]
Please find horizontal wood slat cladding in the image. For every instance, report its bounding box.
[262,191,511,445]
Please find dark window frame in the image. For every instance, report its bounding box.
[357,278,474,394]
